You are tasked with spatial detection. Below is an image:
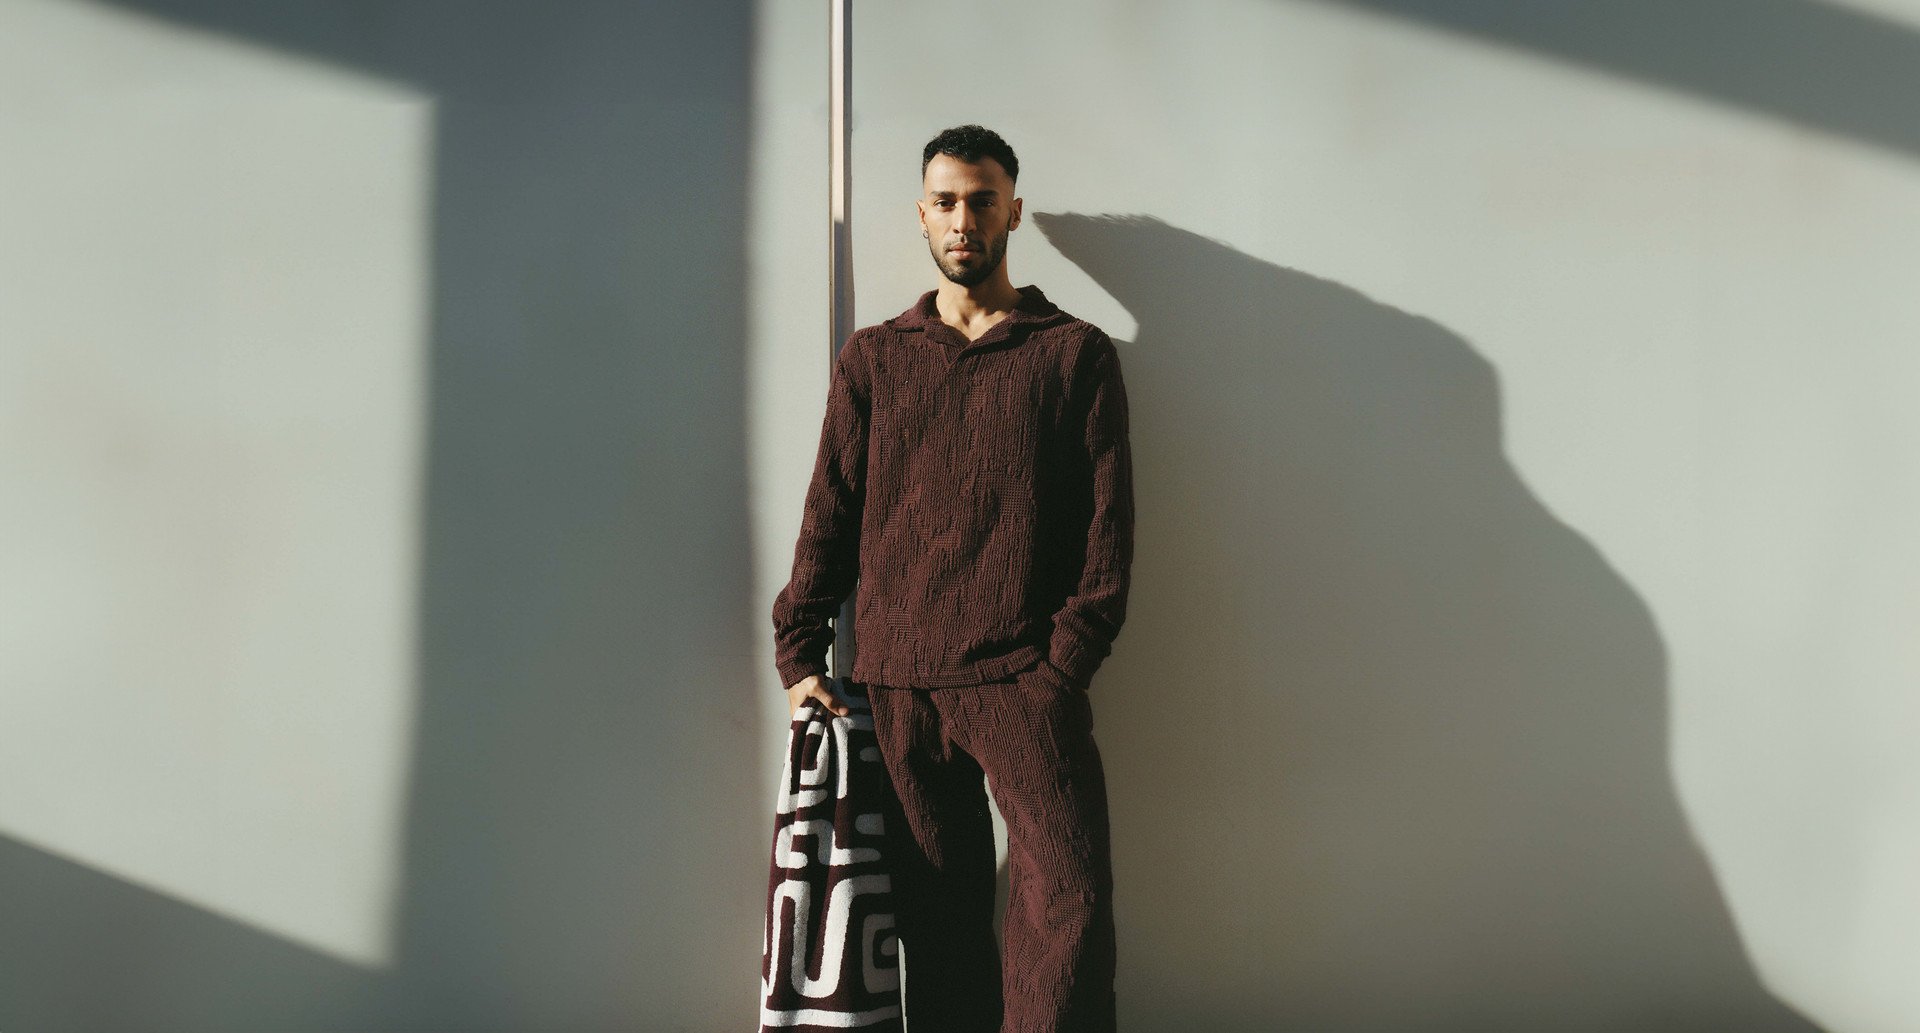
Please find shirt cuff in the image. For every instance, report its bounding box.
[776,658,827,691]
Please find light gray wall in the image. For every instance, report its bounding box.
[813,1,1920,1031]
[2,1,764,1030]
[6,0,1915,1030]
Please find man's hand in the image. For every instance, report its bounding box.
[787,673,851,719]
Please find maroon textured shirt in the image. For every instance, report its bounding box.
[772,284,1135,692]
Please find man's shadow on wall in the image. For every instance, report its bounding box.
[1027,212,1820,1033]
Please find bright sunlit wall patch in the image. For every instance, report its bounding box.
[0,0,432,967]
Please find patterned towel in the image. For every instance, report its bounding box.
[759,678,904,1032]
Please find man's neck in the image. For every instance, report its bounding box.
[935,277,1024,340]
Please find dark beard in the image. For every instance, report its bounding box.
[932,234,1006,287]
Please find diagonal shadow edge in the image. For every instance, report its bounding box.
[1031,210,1827,1032]
[1312,0,1920,162]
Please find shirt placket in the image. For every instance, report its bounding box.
[936,322,1014,371]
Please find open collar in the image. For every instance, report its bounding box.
[883,284,1069,356]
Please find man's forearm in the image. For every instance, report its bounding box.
[1043,336,1135,690]
[771,337,870,689]
[1043,482,1132,688]
[772,570,851,689]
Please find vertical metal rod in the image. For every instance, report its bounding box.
[828,0,893,1005]
[828,0,856,682]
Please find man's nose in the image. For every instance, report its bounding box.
[952,202,977,233]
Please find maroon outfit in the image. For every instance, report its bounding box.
[771,284,1133,1032]
[770,284,1135,694]
[866,669,1117,1033]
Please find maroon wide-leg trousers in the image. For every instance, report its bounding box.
[858,663,1117,1033]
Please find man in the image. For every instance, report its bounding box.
[772,123,1134,1032]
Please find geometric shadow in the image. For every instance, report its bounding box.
[6,3,764,1030]
[1033,211,1825,1032]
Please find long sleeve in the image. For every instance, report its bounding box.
[1041,333,1135,691]
[771,334,870,690]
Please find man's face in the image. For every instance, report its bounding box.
[918,154,1020,287]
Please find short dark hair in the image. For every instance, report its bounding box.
[921,124,1019,185]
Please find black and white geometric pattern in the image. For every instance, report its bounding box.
[759,679,903,1032]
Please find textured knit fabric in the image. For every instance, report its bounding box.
[771,284,1134,692]
[759,680,903,1032]
[863,667,1117,1032]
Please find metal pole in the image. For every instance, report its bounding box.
[829,8,898,1007]
[829,0,856,682]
